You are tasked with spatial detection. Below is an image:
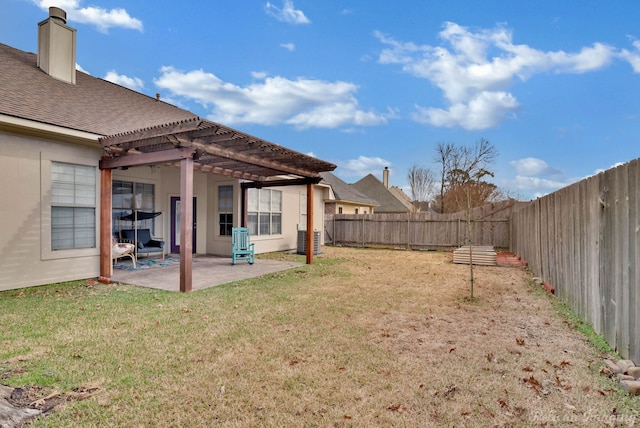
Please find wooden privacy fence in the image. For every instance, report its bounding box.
[511,157,640,363]
[325,213,510,250]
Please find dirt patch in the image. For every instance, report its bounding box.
[0,383,101,427]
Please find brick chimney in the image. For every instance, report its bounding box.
[383,166,390,189]
[38,7,76,84]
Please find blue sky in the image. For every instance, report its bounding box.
[3,0,640,200]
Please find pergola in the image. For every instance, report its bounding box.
[97,117,336,292]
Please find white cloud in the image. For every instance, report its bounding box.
[508,158,629,198]
[104,70,144,91]
[413,91,519,130]
[34,0,142,32]
[620,39,640,72]
[265,0,310,25]
[376,22,617,130]
[154,67,388,129]
[341,156,390,178]
[511,175,574,193]
[75,63,89,74]
[510,157,562,177]
[280,43,296,52]
[251,71,268,80]
[507,157,574,197]
[592,162,625,175]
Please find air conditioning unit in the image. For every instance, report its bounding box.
[297,230,321,255]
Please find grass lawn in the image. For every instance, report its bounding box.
[1,247,638,426]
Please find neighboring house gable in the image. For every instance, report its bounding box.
[319,172,379,214]
[352,173,415,213]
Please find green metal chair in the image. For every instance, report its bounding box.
[231,227,255,265]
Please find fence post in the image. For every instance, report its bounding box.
[333,214,336,245]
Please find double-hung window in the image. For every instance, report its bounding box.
[51,162,96,250]
[247,188,282,236]
[218,185,233,236]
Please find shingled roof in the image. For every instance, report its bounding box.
[0,42,197,136]
[0,42,336,180]
[319,172,379,206]
[352,174,415,213]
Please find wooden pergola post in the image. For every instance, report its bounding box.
[306,182,314,264]
[180,156,194,292]
[241,185,247,227]
[98,167,112,284]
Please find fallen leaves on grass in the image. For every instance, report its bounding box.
[523,375,543,395]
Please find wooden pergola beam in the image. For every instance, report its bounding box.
[165,161,265,181]
[190,140,317,179]
[241,177,322,189]
[100,147,197,169]
[100,118,204,147]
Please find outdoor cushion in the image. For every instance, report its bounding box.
[120,229,164,257]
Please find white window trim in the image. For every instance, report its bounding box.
[40,152,100,260]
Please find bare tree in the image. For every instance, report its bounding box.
[434,139,498,213]
[407,165,435,212]
[434,142,454,213]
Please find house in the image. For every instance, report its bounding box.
[0,7,335,292]
[319,172,379,215]
[351,167,415,213]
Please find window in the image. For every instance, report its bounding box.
[218,185,233,236]
[51,162,96,250]
[113,180,155,233]
[247,188,282,236]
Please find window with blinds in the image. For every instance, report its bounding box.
[247,188,282,236]
[51,162,96,250]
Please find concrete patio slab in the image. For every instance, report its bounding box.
[110,255,304,292]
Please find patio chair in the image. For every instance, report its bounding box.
[231,227,254,265]
[112,237,136,268]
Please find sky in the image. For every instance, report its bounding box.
[2,0,640,200]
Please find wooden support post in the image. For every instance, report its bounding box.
[98,167,112,284]
[180,157,194,292]
[306,183,314,264]
[241,186,247,227]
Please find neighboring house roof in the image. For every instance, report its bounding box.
[414,201,439,214]
[319,172,379,207]
[352,174,415,213]
[0,42,197,136]
[389,186,414,208]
